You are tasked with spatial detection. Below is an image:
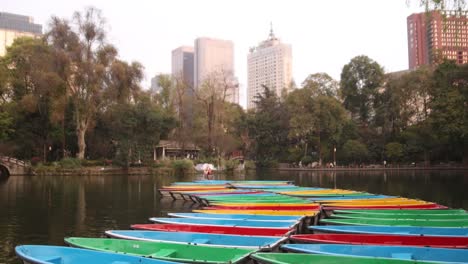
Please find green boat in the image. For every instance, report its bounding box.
[333,209,468,215]
[251,253,434,264]
[321,218,468,227]
[65,237,254,264]
[331,213,468,220]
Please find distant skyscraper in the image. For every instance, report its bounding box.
[171,46,194,89]
[247,26,292,110]
[194,37,239,104]
[0,12,42,56]
[408,11,468,69]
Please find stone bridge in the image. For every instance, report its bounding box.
[0,156,30,177]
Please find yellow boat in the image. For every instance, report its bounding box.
[210,202,316,207]
[317,198,417,204]
[323,200,432,207]
[279,189,363,195]
[193,209,319,216]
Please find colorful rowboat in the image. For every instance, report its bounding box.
[205,204,321,210]
[320,218,468,227]
[149,217,299,229]
[333,209,468,215]
[131,224,292,236]
[281,244,468,263]
[193,209,319,216]
[310,225,468,236]
[210,201,315,206]
[65,237,255,264]
[168,212,302,222]
[330,213,468,220]
[105,230,286,250]
[15,245,177,264]
[324,203,447,210]
[250,252,435,264]
[321,198,425,204]
[290,233,468,248]
[310,195,395,201]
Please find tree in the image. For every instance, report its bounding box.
[287,75,348,165]
[342,139,368,164]
[3,37,64,160]
[385,142,404,163]
[340,55,384,125]
[428,61,468,163]
[46,7,118,159]
[249,85,289,166]
[302,72,339,98]
[194,69,238,156]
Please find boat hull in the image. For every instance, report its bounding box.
[131,223,292,236]
[290,233,468,248]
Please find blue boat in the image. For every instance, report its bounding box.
[168,212,303,222]
[149,217,298,229]
[310,225,468,237]
[310,195,395,201]
[15,245,177,264]
[105,230,286,250]
[281,244,468,263]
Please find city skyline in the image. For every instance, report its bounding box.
[3,0,426,108]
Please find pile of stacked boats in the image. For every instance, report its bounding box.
[15,180,468,264]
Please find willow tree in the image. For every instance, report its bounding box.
[47,7,118,159]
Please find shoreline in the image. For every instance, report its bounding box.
[7,165,468,176]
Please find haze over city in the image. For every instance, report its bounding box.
[3,0,425,107]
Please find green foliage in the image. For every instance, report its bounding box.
[58,157,82,169]
[244,160,256,170]
[249,86,290,165]
[385,142,404,162]
[171,159,194,174]
[301,155,314,166]
[340,55,384,125]
[0,111,13,141]
[342,140,369,163]
[224,159,239,171]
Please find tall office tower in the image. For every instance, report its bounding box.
[0,12,42,56]
[194,37,239,105]
[171,46,194,89]
[247,26,292,110]
[408,11,468,69]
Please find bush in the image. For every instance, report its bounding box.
[244,160,256,170]
[255,159,278,168]
[171,159,194,174]
[31,156,41,166]
[301,155,314,166]
[224,159,239,171]
[58,157,82,169]
[81,159,105,167]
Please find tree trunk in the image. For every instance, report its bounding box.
[76,120,87,159]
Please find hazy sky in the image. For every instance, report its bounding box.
[3,0,425,107]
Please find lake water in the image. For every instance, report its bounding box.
[1,169,467,263]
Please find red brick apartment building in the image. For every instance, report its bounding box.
[408,10,468,69]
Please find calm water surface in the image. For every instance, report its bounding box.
[1,169,467,263]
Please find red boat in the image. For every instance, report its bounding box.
[130,224,291,237]
[290,234,468,248]
[206,205,321,210]
[325,203,447,210]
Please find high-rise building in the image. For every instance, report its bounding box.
[171,46,194,89]
[408,11,468,69]
[194,37,239,104]
[150,74,166,94]
[247,26,292,109]
[0,12,42,56]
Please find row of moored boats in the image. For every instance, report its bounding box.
[16,180,468,264]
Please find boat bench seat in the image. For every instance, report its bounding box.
[44,256,62,264]
[151,249,177,258]
[391,253,413,260]
[191,239,210,244]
